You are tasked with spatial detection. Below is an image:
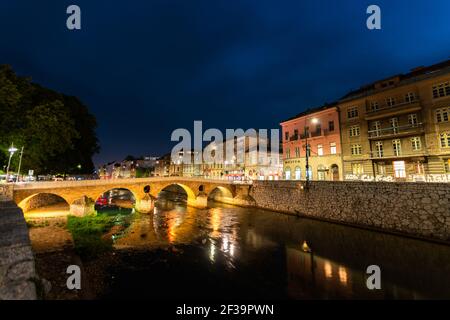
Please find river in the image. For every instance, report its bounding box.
[94,190,450,299]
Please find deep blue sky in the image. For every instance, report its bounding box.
[1,1,449,165]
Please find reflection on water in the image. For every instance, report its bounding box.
[110,192,450,299]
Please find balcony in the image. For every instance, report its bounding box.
[365,98,421,120]
[369,150,428,160]
[289,134,299,141]
[368,123,424,139]
[310,129,322,138]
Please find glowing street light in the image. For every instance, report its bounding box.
[305,117,319,185]
[6,143,18,183]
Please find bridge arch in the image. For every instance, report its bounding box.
[18,192,70,214]
[155,183,197,201]
[208,186,234,200]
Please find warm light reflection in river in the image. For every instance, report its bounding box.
[26,190,450,299]
[106,192,450,299]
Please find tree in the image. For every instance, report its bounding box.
[0,65,99,175]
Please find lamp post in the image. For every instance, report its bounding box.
[6,144,18,183]
[17,146,24,182]
[304,118,318,184]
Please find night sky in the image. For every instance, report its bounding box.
[1,1,449,166]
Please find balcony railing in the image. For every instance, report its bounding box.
[368,123,423,138]
[369,150,428,159]
[366,97,420,114]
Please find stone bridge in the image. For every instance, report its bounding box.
[4,177,254,216]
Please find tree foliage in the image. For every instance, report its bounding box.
[0,65,99,175]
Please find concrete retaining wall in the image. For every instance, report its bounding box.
[0,200,38,300]
[250,181,450,242]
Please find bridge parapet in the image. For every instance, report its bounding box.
[10,178,254,216]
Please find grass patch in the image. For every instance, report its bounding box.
[66,214,115,259]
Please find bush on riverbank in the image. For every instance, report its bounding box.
[67,214,114,259]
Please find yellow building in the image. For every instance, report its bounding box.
[338,60,450,181]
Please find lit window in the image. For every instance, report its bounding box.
[411,137,421,151]
[294,167,301,180]
[285,167,291,180]
[351,163,364,175]
[349,125,360,137]
[440,132,450,148]
[330,142,337,154]
[393,161,406,178]
[347,106,358,119]
[351,144,362,155]
[436,107,449,123]
[432,81,450,99]
[317,144,323,156]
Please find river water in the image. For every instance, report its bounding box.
[93,190,450,300]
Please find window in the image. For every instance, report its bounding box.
[390,117,399,134]
[285,167,291,180]
[376,162,386,175]
[436,107,449,123]
[369,101,379,112]
[375,141,383,157]
[294,167,301,180]
[386,97,396,107]
[347,106,358,119]
[285,131,289,141]
[371,121,381,137]
[317,144,323,156]
[445,159,450,173]
[405,92,416,103]
[432,81,450,99]
[351,163,364,175]
[411,137,421,151]
[330,142,337,154]
[408,114,418,127]
[440,132,450,148]
[349,125,360,137]
[295,147,300,158]
[286,148,290,159]
[315,124,321,135]
[392,139,401,156]
[328,121,335,131]
[351,144,362,155]
[393,161,406,178]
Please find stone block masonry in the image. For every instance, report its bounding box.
[250,181,450,242]
[0,200,38,300]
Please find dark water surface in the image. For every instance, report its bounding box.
[101,192,450,299]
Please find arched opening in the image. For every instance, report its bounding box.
[294,167,301,180]
[207,186,234,204]
[284,167,291,180]
[331,164,339,181]
[95,188,136,215]
[156,183,196,209]
[19,193,70,218]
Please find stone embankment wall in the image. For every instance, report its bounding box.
[0,185,38,299]
[250,181,450,242]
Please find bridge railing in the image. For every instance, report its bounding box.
[11,176,251,190]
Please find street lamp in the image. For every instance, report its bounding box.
[6,143,18,183]
[305,117,319,185]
